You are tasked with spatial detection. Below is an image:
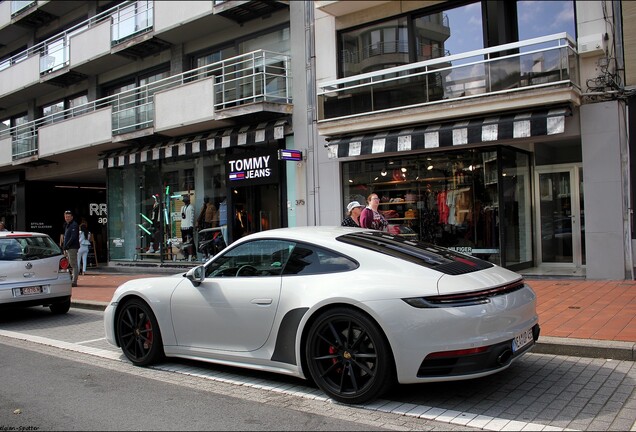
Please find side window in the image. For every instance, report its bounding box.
[282,244,358,276]
[206,239,294,278]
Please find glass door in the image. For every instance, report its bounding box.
[534,165,584,267]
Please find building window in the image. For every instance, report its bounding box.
[338,1,575,79]
[40,93,88,125]
[103,67,169,134]
[341,147,532,269]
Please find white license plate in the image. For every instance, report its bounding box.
[17,286,43,296]
[512,328,534,352]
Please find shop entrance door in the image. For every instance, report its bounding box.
[534,165,585,268]
[231,183,281,241]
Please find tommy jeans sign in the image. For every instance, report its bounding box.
[226,149,279,186]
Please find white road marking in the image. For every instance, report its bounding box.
[0,329,573,432]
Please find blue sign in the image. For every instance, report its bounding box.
[278,149,302,161]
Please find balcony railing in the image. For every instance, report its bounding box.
[0,50,292,160]
[318,33,579,122]
[0,1,153,74]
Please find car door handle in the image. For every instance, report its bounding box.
[251,298,273,305]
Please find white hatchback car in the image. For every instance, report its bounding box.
[105,226,539,404]
[0,231,72,314]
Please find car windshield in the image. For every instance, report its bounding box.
[0,235,62,261]
[337,231,493,275]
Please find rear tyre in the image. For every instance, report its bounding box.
[305,307,395,404]
[116,299,164,366]
[49,299,71,314]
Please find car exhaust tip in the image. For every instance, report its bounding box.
[497,349,512,365]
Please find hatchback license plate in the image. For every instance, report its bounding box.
[19,286,43,295]
[512,328,533,352]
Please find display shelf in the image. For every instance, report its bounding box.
[369,180,422,241]
[378,201,417,205]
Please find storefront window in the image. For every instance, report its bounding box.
[500,148,532,269]
[108,166,142,260]
[341,148,528,265]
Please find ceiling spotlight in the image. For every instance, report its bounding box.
[381,168,387,176]
[427,165,434,170]
[374,177,379,181]
[468,165,474,171]
[348,179,353,183]
[401,167,407,173]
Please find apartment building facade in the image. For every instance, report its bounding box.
[1,0,634,280]
[313,0,635,280]
[0,0,319,264]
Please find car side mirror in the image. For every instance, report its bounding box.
[185,265,205,286]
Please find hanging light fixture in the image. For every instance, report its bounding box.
[381,167,388,176]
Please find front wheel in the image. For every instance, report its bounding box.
[305,307,395,404]
[116,299,164,366]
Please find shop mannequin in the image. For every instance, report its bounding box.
[148,194,160,253]
[180,194,195,260]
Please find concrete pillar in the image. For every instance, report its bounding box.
[580,100,631,279]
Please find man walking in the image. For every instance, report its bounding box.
[63,210,80,287]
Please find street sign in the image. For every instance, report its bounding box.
[278,149,302,161]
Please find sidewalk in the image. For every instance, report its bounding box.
[70,269,636,361]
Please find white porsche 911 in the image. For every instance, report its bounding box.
[104,226,539,404]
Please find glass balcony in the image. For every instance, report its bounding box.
[0,50,292,160]
[1,1,153,78]
[318,33,579,122]
[11,126,37,160]
[10,0,35,16]
[111,1,154,45]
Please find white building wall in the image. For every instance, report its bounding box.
[69,20,112,67]
[0,137,12,166]
[581,101,630,279]
[314,8,344,225]
[0,56,40,98]
[38,109,113,156]
[154,78,215,132]
[154,1,213,34]
[0,1,11,30]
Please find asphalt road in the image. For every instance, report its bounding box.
[0,340,395,431]
[1,306,635,431]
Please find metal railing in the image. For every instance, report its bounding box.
[318,32,579,122]
[1,50,292,160]
[0,1,153,74]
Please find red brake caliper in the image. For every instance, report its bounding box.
[329,345,342,372]
[143,320,153,350]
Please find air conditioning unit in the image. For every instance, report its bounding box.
[578,33,606,57]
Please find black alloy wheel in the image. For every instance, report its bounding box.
[305,307,394,404]
[116,299,164,366]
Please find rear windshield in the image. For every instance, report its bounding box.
[0,235,62,261]
[337,231,493,275]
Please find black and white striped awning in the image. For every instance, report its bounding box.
[99,119,290,169]
[325,108,570,159]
